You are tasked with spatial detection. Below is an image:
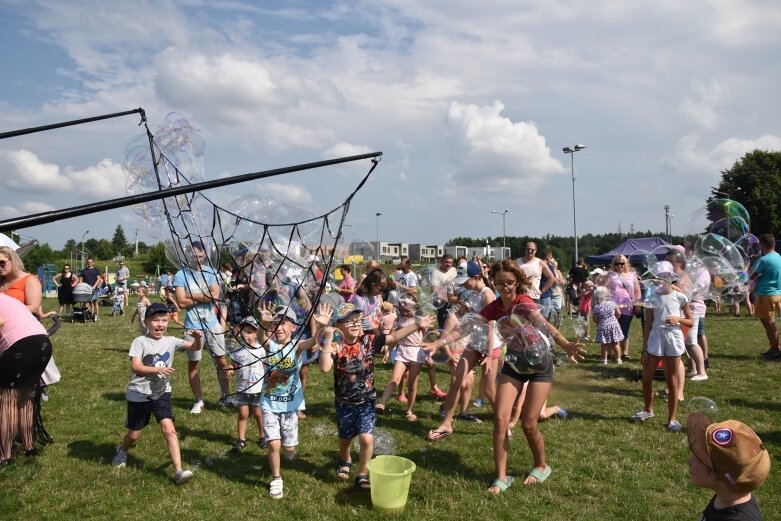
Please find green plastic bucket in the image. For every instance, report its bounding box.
[366,455,417,512]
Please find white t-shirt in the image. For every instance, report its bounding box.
[397,271,418,289]
[231,343,266,395]
[516,257,544,300]
[651,290,689,330]
[125,336,187,402]
[431,267,457,296]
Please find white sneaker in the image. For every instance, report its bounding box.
[631,410,654,422]
[190,400,205,414]
[112,446,127,468]
[616,358,623,365]
[269,477,284,499]
[690,374,709,382]
[174,469,193,485]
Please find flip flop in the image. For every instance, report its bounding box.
[426,430,452,441]
[524,465,552,485]
[488,476,514,494]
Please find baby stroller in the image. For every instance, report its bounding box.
[110,287,126,316]
[71,282,96,322]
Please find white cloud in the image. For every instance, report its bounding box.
[254,182,314,206]
[667,133,781,174]
[322,142,373,160]
[1,149,126,198]
[20,201,57,213]
[678,80,726,131]
[443,100,564,196]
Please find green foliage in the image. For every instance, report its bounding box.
[142,242,176,274]
[2,300,778,520]
[714,149,781,236]
[111,225,129,256]
[20,243,57,270]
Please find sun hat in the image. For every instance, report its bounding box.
[688,412,771,493]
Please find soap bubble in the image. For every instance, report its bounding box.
[458,289,487,313]
[688,397,719,421]
[424,329,451,364]
[458,313,490,353]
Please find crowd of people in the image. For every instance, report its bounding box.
[1,235,775,518]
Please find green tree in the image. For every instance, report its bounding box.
[21,243,57,270]
[143,243,176,274]
[713,149,781,236]
[111,225,128,256]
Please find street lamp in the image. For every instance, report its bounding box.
[490,209,509,260]
[376,212,382,262]
[80,230,90,270]
[563,144,586,264]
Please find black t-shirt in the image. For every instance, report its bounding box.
[80,267,100,286]
[570,266,589,284]
[701,494,763,521]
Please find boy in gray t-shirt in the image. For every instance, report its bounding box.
[112,303,202,485]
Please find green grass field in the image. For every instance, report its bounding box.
[1,298,778,520]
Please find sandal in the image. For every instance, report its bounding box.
[336,460,352,480]
[426,430,452,441]
[375,403,386,414]
[406,411,417,422]
[523,465,552,485]
[488,476,514,494]
[355,473,370,491]
[230,439,247,453]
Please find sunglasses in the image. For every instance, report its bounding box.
[613,262,625,266]
[495,280,517,287]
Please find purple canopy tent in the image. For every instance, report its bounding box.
[584,237,673,266]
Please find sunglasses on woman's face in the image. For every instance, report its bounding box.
[613,262,625,266]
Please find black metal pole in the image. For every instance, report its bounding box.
[0,108,145,140]
[0,152,382,233]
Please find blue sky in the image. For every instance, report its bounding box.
[1,0,780,250]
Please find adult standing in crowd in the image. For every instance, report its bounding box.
[395,259,418,296]
[0,293,53,465]
[52,263,76,316]
[516,242,555,304]
[79,257,103,321]
[749,234,781,361]
[431,254,456,328]
[0,246,44,317]
[173,242,231,413]
[115,260,130,308]
[336,264,356,301]
[538,250,558,321]
[606,255,641,360]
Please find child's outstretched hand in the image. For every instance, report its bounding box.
[258,302,274,324]
[414,313,433,330]
[188,330,204,342]
[563,340,586,364]
[313,302,333,327]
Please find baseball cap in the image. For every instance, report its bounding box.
[272,305,298,322]
[145,302,169,318]
[334,302,363,322]
[239,316,259,329]
[590,268,605,276]
[688,412,771,493]
[454,261,482,285]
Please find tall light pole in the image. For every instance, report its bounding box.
[80,230,89,270]
[375,212,382,262]
[490,209,509,260]
[563,145,586,264]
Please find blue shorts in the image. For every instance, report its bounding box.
[125,393,174,431]
[698,316,705,337]
[335,398,375,439]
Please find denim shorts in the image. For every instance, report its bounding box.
[335,398,375,439]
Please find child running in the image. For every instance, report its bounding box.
[591,286,624,364]
[376,297,429,422]
[112,302,203,485]
[257,302,331,499]
[129,286,152,335]
[227,316,265,452]
[631,261,693,433]
[318,302,432,491]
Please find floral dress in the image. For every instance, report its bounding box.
[593,301,624,344]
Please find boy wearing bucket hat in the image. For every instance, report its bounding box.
[319,302,432,492]
[687,412,771,519]
[631,261,694,433]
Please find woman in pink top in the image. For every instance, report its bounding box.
[0,293,52,465]
[608,255,641,359]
